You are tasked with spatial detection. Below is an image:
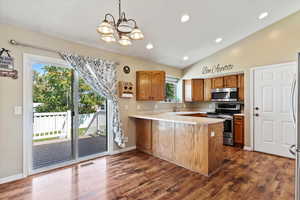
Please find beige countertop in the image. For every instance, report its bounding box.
[129,111,225,125]
[233,113,245,116]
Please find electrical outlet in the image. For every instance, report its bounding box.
[124,136,129,143]
[154,104,158,109]
[125,105,129,110]
[14,106,22,115]
[210,131,215,137]
[137,105,141,110]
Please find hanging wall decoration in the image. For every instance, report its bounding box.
[0,48,14,70]
[0,48,18,79]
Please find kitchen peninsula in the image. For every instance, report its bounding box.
[130,112,225,176]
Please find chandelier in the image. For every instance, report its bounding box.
[97,0,144,46]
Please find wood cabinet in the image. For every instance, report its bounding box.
[135,119,224,176]
[234,115,244,147]
[223,75,238,88]
[153,121,174,161]
[238,74,244,101]
[136,71,165,101]
[212,77,224,88]
[183,79,204,102]
[136,119,152,153]
[203,79,212,101]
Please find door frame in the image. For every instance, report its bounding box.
[23,53,113,177]
[250,61,297,153]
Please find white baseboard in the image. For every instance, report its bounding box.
[0,173,24,185]
[243,146,253,151]
[110,146,136,155]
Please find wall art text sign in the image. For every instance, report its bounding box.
[201,64,234,74]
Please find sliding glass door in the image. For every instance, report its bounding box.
[77,77,107,158]
[32,64,74,169]
[31,62,108,172]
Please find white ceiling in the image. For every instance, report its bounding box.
[1,0,300,68]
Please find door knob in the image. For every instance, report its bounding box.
[289,144,296,156]
[255,107,259,110]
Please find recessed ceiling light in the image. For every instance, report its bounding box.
[215,38,223,43]
[183,56,189,61]
[146,43,154,50]
[181,14,190,23]
[258,12,269,20]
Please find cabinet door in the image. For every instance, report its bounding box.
[174,123,194,167]
[151,71,165,101]
[153,121,174,161]
[238,74,244,101]
[184,79,204,102]
[204,79,212,101]
[184,80,192,102]
[224,75,238,88]
[136,71,151,100]
[234,116,244,146]
[192,79,204,101]
[212,77,224,88]
[136,119,152,153]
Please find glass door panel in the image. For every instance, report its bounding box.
[78,77,107,157]
[32,64,74,169]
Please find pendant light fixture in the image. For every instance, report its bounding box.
[97,0,144,46]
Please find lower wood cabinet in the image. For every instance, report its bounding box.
[136,119,152,153]
[234,115,244,147]
[135,119,224,176]
[152,121,174,161]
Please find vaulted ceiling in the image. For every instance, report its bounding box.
[1,0,300,68]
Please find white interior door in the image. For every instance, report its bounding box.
[254,62,297,158]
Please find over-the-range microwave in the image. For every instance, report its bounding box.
[211,88,238,102]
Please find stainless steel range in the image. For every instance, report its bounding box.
[207,103,241,146]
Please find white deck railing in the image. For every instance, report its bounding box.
[33,110,106,140]
[33,111,71,140]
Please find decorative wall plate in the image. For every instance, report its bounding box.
[123,66,130,74]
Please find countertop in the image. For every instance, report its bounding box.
[233,113,245,116]
[129,111,225,125]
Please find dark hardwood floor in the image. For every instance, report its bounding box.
[0,147,295,200]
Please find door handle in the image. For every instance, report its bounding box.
[290,76,296,126]
[254,113,259,117]
[289,144,296,156]
[255,107,259,110]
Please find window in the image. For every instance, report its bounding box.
[165,76,180,102]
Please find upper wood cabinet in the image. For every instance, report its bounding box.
[203,78,212,101]
[212,77,224,88]
[136,71,166,101]
[238,74,244,101]
[223,75,238,88]
[183,79,204,102]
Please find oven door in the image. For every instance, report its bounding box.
[223,119,234,146]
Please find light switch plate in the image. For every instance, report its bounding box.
[125,105,129,110]
[210,131,215,137]
[14,106,22,115]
